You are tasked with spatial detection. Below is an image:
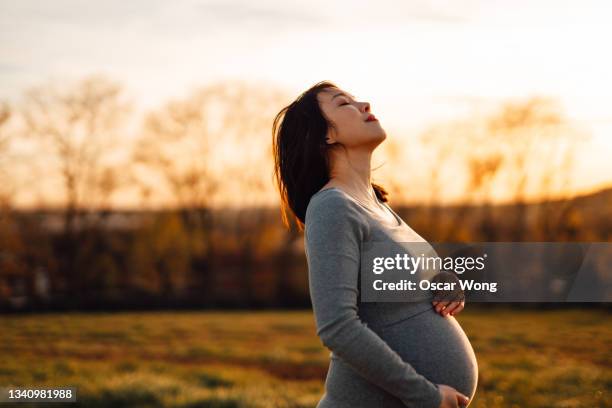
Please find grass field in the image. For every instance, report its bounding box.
[0,308,610,407]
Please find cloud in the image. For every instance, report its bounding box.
[0,0,167,29]
[195,1,328,28]
[0,63,26,74]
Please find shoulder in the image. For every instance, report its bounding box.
[305,189,359,220]
[305,189,369,234]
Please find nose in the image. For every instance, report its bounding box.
[361,101,371,113]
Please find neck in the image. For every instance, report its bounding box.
[327,147,377,202]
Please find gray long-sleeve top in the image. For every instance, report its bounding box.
[304,189,443,408]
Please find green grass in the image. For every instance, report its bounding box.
[0,308,609,407]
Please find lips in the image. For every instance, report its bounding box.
[366,114,377,122]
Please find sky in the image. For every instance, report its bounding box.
[1,0,611,206]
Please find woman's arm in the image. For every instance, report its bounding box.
[305,193,442,408]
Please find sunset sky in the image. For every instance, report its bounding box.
[1,0,611,207]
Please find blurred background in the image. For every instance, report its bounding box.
[0,1,610,407]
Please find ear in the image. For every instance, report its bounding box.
[325,128,337,145]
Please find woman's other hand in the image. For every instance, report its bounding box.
[437,384,470,407]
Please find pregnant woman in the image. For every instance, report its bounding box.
[271,81,478,408]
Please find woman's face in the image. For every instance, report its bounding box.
[317,87,386,150]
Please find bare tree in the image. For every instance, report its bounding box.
[0,102,12,206]
[486,96,587,240]
[21,75,131,230]
[133,79,287,301]
[20,75,131,296]
[421,96,587,240]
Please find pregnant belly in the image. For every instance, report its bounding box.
[379,307,479,400]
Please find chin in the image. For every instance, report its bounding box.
[366,132,387,150]
[375,129,387,142]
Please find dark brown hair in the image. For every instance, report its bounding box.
[271,80,388,231]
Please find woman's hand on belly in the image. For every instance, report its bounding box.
[432,297,465,316]
[431,271,466,317]
[436,384,470,407]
